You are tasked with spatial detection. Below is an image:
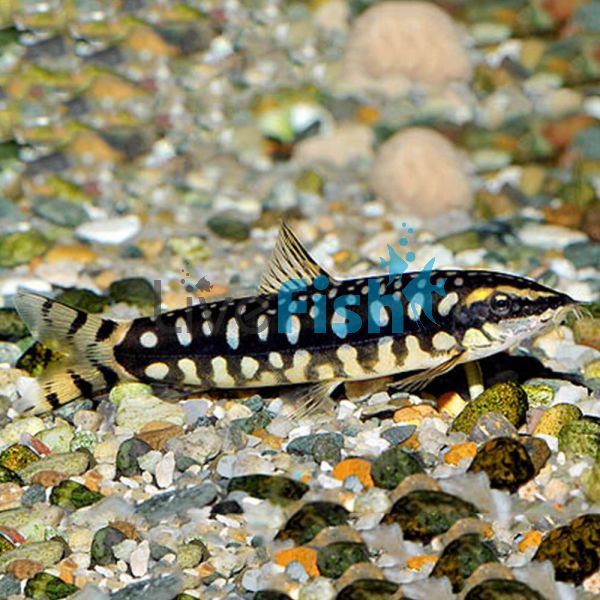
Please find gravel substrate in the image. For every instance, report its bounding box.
[0,0,599,599]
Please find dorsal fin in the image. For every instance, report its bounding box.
[258,222,337,294]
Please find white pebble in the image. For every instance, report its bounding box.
[76,215,140,245]
[155,451,175,489]
[130,540,150,578]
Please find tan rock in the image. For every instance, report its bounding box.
[293,123,373,167]
[370,127,473,218]
[343,1,472,95]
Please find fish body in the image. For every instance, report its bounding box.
[14,224,576,413]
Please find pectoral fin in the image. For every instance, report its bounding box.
[390,351,466,393]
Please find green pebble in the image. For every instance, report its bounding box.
[227,474,308,505]
[534,514,600,584]
[277,501,349,545]
[0,464,23,486]
[24,572,78,599]
[56,288,109,313]
[312,435,342,465]
[431,533,498,592]
[316,542,370,579]
[384,490,478,543]
[70,430,97,452]
[583,463,600,503]
[18,450,91,484]
[534,404,582,437]
[468,437,535,493]
[521,384,555,407]
[35,424,75,453]
[0,444,40,471]
[0,309,28,342]
[50,480,103,510]
[32,198,88,227]
[451,382,528,434]
[207,214,250,241]
[438,231,482,253]
[176,540,209,569]
[557,417,600,458]
[109,277,158,308]
[230,410,272,434]
[295,169,324,195]
[371,447,424,490]
[253,592,292,600]
[465,579,545,599]
[0,540,67,573]
[90,526,127,566]
[336,578,400,600]
[116,437,152,477]
[0,230,49,267]
[0,536,14,556]
[109,382,153,406]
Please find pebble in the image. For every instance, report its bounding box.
[431,533,499,592]
[154,451,175,489]
[534,404,582,437]
[0,230,49,267]
[557,417,600,458]
[76,215,141,245]
[452,383,529,435]
[135,483,218,524]
[277,502,350,545]
[115,394,186,432]
[129,540,150,578]
[18,450,91,484]
[468,437,536,492]
[371,447,424,489]
[384,490,478,542]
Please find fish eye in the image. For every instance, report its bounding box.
[490,293,512,316]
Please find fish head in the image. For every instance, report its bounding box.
[445,271,577,358]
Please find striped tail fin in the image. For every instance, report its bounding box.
[13,291,130,414]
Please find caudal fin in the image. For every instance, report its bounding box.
[14,291,129,413]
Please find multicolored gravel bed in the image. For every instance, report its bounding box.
[0,0,599,598]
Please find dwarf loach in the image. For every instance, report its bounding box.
[14,222,581,415]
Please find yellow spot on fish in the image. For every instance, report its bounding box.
[432,331,457,351]
[462,328,491,348]
[438,292,459,316]
[268,352,283,369]
[140,331,158,348]
[241,356,260,379]
[211,356,235,386]
[336,344,365,378]
[316,364,335,379]
[373,336,395,375]
[176,317,192,346]
[178,358,202,384]
[145,362,169,380]
[284,349,311,382]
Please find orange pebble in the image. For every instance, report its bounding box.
[356,105,380,125]
[275,547,319,577]
[400,432,421,450]
[444,442,477,466]
[413,404,437,417]
[406,555,437,570]
[518,530,542,553]
[332,458,374,488]
[393,407,422,426]
[437,391,467,418]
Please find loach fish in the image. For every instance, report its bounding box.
[14,223,581,415]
